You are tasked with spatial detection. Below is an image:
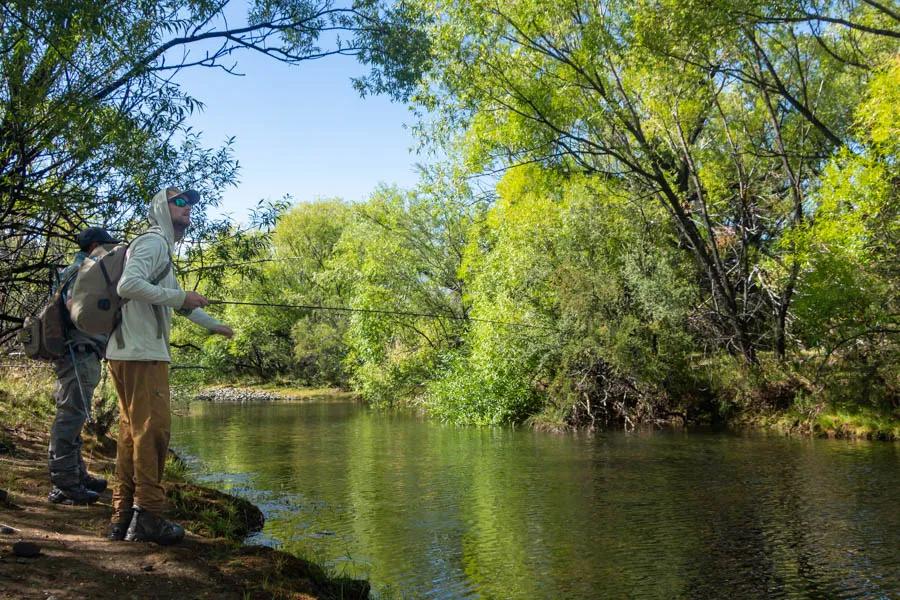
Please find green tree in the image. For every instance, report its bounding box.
[429,165,697,425]
[401,0,898,363]
[271,199,356,385]
[785,57,899,408]
[171,199,357,384]
[337,184,475,407]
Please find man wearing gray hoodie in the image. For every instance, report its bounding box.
[106,187,233,545]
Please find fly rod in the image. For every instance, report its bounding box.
[206,299,557,331]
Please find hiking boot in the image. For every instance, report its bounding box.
[47,484,100,506]
[82,474,107,494]
[107,509,134,541]
[124,507,185,545]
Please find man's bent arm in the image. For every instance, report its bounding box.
[185,307,222,330]
[117,237,186,308]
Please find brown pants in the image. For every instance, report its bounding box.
[107,360,170,517]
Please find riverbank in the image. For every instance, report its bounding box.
[740,406,900,441]
[194,384,357,404]
[196,382,899,441]
[0,370,370,599]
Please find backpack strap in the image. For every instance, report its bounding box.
[150,260,172,340]
[58,269,81,339]
[58,266,81,298]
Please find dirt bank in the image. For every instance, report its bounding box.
[0,425,369,600]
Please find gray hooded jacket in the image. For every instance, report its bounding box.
[106,189,222,362]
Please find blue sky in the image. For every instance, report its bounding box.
[172,37,422,223]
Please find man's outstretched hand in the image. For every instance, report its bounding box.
[211,324,234,339]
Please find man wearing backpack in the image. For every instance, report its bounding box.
[105,187,233,545]
[47,227,120,506]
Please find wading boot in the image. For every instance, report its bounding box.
[124,506,185,545]
[47,484,100,506]
[107,509,134,541]
[82,474,108,494]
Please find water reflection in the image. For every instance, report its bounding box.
[172,401,900,599]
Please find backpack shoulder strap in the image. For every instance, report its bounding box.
[150,260,172,285]
[149,260,172,340]
[58,267,80,299]
[129,230,173,280]
[114,231,177,347]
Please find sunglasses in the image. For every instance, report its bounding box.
[167,189,200,207]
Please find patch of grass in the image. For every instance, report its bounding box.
[164,452,190,481]
[166,480,264,541]
[0,364,56,429]
[225,546,371,600]
[0,363,119,445]
[525,404,571,432]
[813,406,900,440]
[163,452,263,541]
[756,399,899,441]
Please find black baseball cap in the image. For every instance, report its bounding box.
[76,227,120,250]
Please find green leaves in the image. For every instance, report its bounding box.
[785,58,899,352]
[155,0,900,425]
[335,185,475,407]
[356,0,899,420]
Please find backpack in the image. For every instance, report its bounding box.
[18,270,78,361]
[69,232,172,348]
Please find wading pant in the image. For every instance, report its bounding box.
[49,349,102,488]
[107,360,170,519]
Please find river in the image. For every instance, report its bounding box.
[171,399,899,599]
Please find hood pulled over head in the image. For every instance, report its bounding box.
[149,188,177,247]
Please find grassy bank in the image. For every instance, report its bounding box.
[206,377,898,440]
[745,405,900,441]
[0,363,56,429]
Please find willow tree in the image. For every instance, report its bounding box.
[336,184,475,406]
[400,0,898,363]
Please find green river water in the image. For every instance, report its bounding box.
[171,399,899,599]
